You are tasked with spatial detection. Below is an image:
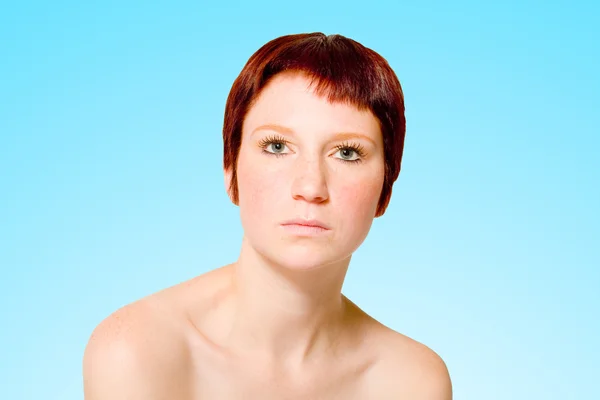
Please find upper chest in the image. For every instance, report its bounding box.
[181,334,378,400]
[190,360,372,399]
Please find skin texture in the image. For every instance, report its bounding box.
[83,72,453,399]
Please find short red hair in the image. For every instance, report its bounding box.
[223,32,406,217]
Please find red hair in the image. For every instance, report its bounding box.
[223,32,406,217]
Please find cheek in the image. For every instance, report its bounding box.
[237,158,288,220]
[337,171,383,219]
[331,174,383,252]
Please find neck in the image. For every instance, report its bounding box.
[223,236,351,366]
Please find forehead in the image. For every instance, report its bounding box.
[242,72,381,139]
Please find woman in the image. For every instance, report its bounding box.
[83,32,452,399]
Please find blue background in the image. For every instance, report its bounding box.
[1,0,598,398]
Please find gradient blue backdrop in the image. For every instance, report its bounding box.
[1,0,598,398]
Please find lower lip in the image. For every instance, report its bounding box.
[281,224,330,235]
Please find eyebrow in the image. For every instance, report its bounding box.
[251,123,377,145]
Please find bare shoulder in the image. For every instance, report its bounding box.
[83,296,195,399]
[364,325,452,399]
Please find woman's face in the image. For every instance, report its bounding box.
[228,72,385,270]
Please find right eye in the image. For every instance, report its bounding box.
[259,135,291,157]
[265,141,288,153]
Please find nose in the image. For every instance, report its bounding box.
[290,157,329,204]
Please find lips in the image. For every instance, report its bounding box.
[280,218,331,230]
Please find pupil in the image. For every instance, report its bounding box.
[273,143,282,151]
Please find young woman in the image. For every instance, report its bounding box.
[84,32,452,399]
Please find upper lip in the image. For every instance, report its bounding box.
[281,218,331,229]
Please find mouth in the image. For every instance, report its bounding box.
[280,218,331,230]
[280,218,332,236]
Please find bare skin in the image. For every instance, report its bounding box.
[83,72,452,399]
[84,263,451,399]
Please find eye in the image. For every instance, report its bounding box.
[267,142,288,153]
[258,134,291,157]
[334,142,365,164]
[336,148,359,161]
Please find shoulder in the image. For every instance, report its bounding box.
[83,297,194,399]
[364,327,452,399]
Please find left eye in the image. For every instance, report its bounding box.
[336,148,359,161]
[340,149,356,160]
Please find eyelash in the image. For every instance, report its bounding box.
[258,134,366,164]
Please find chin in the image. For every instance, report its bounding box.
[264,244,348,272]
[275,258,331,272]
[242,228,356,272]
